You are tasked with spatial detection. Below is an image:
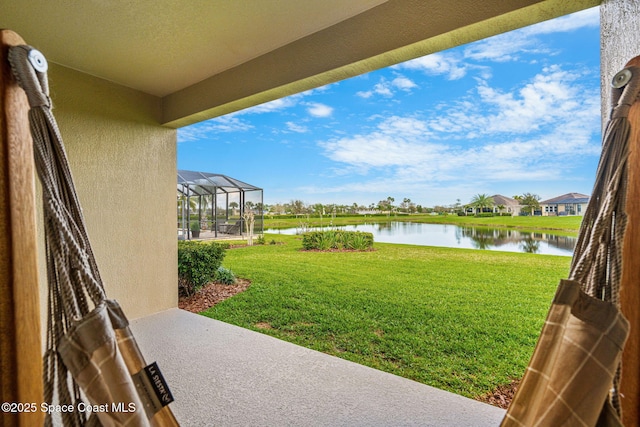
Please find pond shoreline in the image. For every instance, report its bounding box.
[265,221,576,256]
[263,214,582,234]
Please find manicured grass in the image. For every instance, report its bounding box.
[202,234,571,399]
[264,214,582,232]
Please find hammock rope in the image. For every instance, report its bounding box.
[569,66,640,308]
[501,64,640,427]
[9,44,108,426]
[9,45,178,426]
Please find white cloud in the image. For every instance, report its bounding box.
[319,116,443,172]
[464,7,598,63]
[177,115,253,141]
[392,76,418,91]
[307,102,334,118]
[463,33,540,62]
[285,121,308,133]
[378,116,429,136]
[395,7,599,73]
[245,96,299,114]
[237,84,336,115]
[357,81,392,98]
[524,7,599,35]
[399,52,467,79]
[373,82,393,97]
[319,66,600,187]
[356,76,417,99]
[427,65,600,138]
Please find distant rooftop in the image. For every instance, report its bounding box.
[490,194,519,206]
[540,193,590,204]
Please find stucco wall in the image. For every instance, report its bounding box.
[38,64,177,320]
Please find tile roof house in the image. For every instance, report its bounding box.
[540,193,590,216]
[490,194,523,216]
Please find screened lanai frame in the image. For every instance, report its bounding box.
[177,170,263,240]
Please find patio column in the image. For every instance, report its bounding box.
[601,1,640,423]
[213,187,218,237]
[186,184,191,239]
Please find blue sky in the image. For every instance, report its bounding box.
[178,7,601,208]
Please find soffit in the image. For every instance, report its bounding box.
[0,0,601,127]
[0,0,387,97]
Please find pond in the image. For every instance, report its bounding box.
[265,222,576,256]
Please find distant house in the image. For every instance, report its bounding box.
[540,193,590,216]
[464,194,522,215]
[490,194,523,216]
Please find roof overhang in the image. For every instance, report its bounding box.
[0,0,600,128]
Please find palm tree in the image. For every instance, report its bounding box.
[470,194,495,215]
[387,196,395,216]
[401,197,411,212]
[519,193,541,216]
[177,194,196,212]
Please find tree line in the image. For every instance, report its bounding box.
[263,193,542,216]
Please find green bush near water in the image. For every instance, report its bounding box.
[177,241,228,296]
[302,230,374,251]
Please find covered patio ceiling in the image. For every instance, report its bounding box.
[0,0,599,127]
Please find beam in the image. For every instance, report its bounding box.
[162,0,599,128]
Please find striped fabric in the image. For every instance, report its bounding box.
[501,280,629,427]
[58,301,150,426]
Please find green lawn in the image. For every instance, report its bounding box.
[201,234,571,399]
[264,214,582,232]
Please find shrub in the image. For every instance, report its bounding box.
[344,232,373,250]
[215,266,236,285]
[178,241,227,296]
[302,231,373,251]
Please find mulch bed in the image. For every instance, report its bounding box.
[178,278,251,313]
[475,379,520,409]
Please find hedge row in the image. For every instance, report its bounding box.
[302,230,374,251]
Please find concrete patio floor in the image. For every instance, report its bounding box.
[130,309,505,426]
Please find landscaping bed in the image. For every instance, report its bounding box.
[179,278,250,313]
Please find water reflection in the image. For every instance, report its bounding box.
[265,222,576,256]
[455,226,577,254]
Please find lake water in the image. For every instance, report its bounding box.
[265,222,576,256]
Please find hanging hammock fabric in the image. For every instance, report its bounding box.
[501,66,640,426]
[8,45,179,426]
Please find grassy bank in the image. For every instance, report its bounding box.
[202,234,570,399]
[264,214,582,232]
